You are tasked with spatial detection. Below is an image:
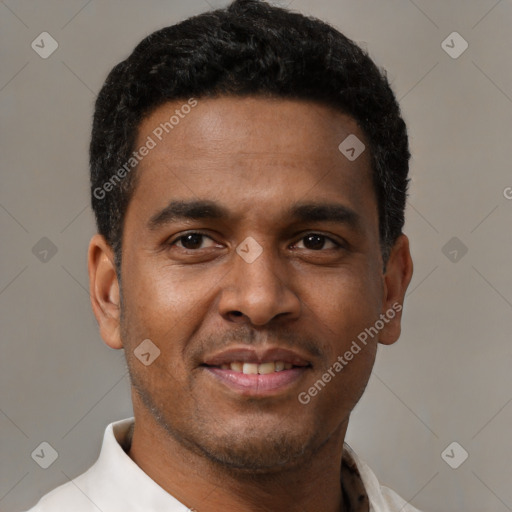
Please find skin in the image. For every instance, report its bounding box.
[88,97,413,512]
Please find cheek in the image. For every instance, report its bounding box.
[122,261,209,342]
[120,262,218,398]
[318,345,377,423]
[301,274,379,415]
[304,264,383,347]
[120,272,194,407]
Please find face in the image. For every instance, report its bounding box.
[89,96,412,472]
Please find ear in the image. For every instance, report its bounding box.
[378,234,413,345]
[88,234,123,349]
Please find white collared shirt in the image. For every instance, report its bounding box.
[24,418,422,512]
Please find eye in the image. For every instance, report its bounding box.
[294,233,342,251]
[169,232,218,250]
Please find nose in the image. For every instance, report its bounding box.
[218,240,301,326]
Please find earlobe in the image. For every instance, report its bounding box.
[88,234,123,350]
[378,234,413,346]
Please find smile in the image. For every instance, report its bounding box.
[213,361,299,373]
[204,365,310,395]
[201,346,313,396]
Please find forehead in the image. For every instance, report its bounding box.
[138,96,366,161]
[128,97,377,228]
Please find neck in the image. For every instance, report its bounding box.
[127,409,349,512]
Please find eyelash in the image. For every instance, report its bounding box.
[167,231,344,251]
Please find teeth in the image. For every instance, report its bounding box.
[226,361,292,374]
[275,361,285,372]
[242,363,259,375]
[230,361,243,372]
[258,362,275,374]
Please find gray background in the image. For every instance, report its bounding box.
[1,0,511,511]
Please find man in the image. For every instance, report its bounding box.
[25,0,417,510]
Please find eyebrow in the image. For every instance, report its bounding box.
[288,202,360,229]
[147,199,361,231]
[147,200,229,230]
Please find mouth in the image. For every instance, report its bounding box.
[200,347,313,397]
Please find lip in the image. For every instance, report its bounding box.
[202,346,311,366]
[203,366,310,397]
[201,346,313,397]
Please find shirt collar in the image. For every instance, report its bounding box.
[341,444,371,511]
[91,417,190,511]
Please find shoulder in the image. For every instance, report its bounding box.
[378,485,423,512]
[22,467,100,511]
[22,418,135,512]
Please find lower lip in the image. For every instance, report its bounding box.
[204,367,309,396]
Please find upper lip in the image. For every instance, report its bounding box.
[202,346,312,367]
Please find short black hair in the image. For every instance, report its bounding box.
[90,0,410,272]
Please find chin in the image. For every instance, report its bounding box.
[191,422,321,473]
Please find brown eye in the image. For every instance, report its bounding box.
[295,234,340,251]
[170,232,217,250]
